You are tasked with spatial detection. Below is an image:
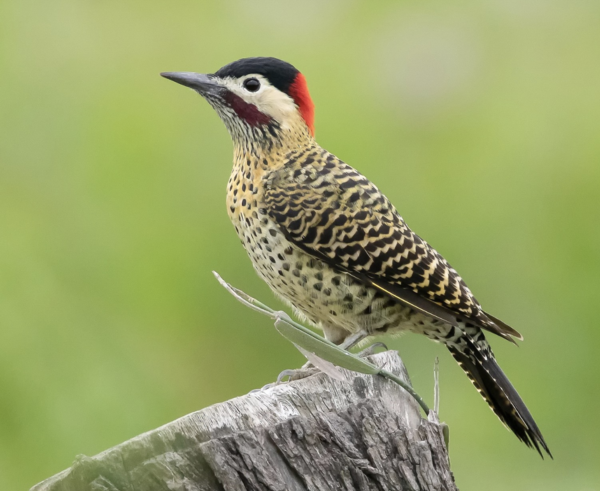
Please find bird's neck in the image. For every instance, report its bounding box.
[231,123,317,179]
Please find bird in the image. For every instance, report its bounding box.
[161,57,551,457]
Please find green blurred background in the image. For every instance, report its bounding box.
[1,0,599,489]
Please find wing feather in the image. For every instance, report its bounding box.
[264,154,519,341]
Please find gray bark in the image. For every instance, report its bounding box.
[31,351,457,491]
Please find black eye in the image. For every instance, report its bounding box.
[243,78,261,92]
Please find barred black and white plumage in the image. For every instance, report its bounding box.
[162,57,551,457]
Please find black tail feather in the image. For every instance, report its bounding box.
[449,344,552,458]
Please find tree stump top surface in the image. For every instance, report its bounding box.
[32,351,455,491]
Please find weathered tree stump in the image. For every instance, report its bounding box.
[31,351,457,491]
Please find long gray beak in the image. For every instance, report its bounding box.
[160,72,224,95]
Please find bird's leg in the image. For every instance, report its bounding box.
[356,342,388,358]
[338,331,390,358]
[275,338,386,386]
[337,330,369,351]
[273,330,371,384]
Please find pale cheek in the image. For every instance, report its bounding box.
[224,82,301,129]
[254,92,299,126]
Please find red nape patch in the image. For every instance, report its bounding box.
[288,73,315,136]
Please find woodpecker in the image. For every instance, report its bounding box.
[161,57,551,457]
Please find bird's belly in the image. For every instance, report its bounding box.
[230,207,420,343]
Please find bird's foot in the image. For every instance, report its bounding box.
[267,343,387,387]
[276,366,320,383]
[250,362,319,393]
[276,360,319,383]
[356,342,388,358]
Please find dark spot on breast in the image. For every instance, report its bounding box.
[269,256,276,263]
[269,229,277,237]
[331,276,341,286]
[313,282,323,291]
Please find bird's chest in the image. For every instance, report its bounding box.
[224,162,419,338]
[226,165,292,283]
[225,164,329,320]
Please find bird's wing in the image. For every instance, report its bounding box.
[263,155,522,342]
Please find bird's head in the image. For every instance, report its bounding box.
[161,57,315,146]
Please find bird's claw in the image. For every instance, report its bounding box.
[276,367,320,383]
[276,369,297,383]
[248,364,320,393]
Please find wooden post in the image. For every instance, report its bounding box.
[31,351,456,491]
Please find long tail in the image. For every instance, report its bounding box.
[448,337,552,458]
